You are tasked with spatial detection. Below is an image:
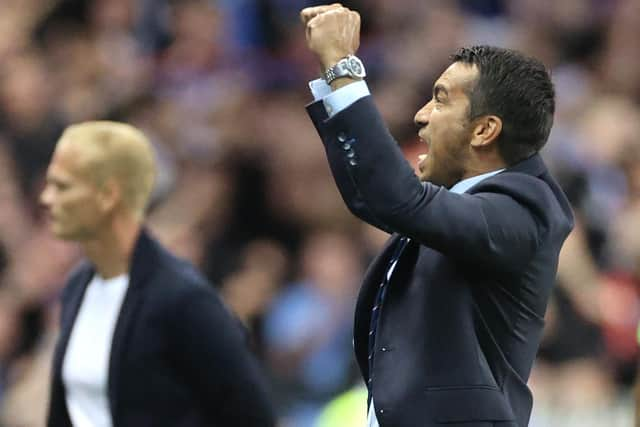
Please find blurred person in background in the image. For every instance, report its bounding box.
[40,121,275,427]
[263,229,362,425]
[0,51,65,203]
[221,239,288,327]
[0,291,22,398]
[301,4,573,427]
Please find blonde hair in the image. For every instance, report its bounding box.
[59,121,156,219]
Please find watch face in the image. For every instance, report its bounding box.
[349,58,363,75]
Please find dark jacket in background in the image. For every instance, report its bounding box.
[47,230,275,427]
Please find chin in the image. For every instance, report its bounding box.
[418,170,438,184]
[417,167,431,182]
[53,231,73,241]
[49,225,63,237]
[51,226,76,241]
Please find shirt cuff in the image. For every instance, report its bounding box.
[309,78,332,100]
[308,78,371,117]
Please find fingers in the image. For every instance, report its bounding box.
[306,6,353,30]
[300,3,343,25]
[305,7,342,39]
[302,4,362,66]
[350,10,361,51]
[351,10,361,30]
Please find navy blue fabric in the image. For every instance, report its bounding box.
[307,96,574,427]
[47,230,275,427]
[367,236,409,393]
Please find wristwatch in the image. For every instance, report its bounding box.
[323,55,366,85]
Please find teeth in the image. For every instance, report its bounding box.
[418,154,428,161]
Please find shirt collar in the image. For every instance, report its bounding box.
[449,169,504,194]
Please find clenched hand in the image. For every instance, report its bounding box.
[300,3,361,70]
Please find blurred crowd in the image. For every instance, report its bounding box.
[0,0,638,426]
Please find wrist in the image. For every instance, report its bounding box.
[322,55,366,87]
[319,52,352,70]
[330,76,361,91]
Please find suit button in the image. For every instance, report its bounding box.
[379,409,384,414]
[342,142,351,150]
[381,347,387,352]
[337,132,347,142]
[347,150,355,158]
[349,159,357,166]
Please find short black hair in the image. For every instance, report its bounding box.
[451,46,555,165]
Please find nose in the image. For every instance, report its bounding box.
[40,185,53,210]
[414,101,432,128]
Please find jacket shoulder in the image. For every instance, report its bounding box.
[151,245,247,336]
[151,244,214,293]
[473,170,574,233]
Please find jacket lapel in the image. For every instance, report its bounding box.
[51,263,94,420]
[353,234,402,378]
[54,263,94,377]
[107,229,159,425]
[49,262,95,427]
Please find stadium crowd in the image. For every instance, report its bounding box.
[0,0,638,426]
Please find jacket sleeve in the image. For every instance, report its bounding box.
[307,100,393,233]
[168,281,276,426]
[307,96,550,275]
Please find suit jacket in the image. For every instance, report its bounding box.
[307,96,574,427]
[47,230,275,427]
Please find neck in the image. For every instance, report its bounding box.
[462,154,507,181]
[82,213,142,280]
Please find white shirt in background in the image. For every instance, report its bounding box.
[62,273,129,427]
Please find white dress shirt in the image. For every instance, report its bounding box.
[62,273,129,427]
[308,78,503,426]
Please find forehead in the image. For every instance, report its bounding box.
[48,139,96,179]
[435,62,479,94]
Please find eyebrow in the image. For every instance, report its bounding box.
[433,84,448,100]
[46,173,68,186]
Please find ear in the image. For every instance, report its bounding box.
[97,178,121,213]
[470,115,502,148]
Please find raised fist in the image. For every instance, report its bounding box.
[301,4,361,69]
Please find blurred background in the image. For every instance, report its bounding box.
[0,0,638,426]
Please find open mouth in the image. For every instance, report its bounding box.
[417,135,430,169]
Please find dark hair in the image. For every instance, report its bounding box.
[451,46,555,165]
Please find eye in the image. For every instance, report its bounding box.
[433,92,447,105]
[432,85,447,104]
[51,180,70,191]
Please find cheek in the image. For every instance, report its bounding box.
[431,141,449,161]
[64,197,99,220]
[428,111,469,155]
[78,203,101,222]
[429,111,455,142]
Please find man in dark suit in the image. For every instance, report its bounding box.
[301,5,574,427]
[41,121,275,427]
